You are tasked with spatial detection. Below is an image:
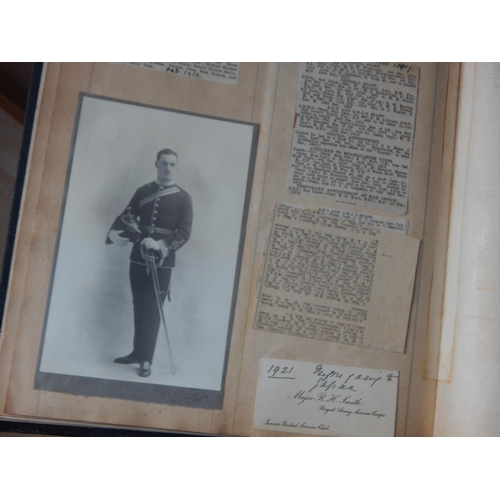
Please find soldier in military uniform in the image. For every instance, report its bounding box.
[106,148,193,378]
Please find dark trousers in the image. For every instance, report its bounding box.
[129,262,172,364]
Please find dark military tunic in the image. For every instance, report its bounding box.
[107,181,193,364]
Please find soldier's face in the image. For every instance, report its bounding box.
[155,154,178,184]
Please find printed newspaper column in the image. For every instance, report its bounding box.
[254,204,420,353]
[288,62,419,214]
[118,63,240,84]
[311,206,408,235]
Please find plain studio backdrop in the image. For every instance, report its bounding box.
[39,95,256,391]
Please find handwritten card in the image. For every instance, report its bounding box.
[253,358,399,436]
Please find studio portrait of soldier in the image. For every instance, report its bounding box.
[35,94,258,407]
[106,148,193,378]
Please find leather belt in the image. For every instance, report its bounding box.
[142,226,175,236]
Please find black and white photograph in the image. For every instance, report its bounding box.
[35,94,259,408]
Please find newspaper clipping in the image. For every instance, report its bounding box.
[288,62,419,214]
[119,62,240,84]
[254,204,419,352]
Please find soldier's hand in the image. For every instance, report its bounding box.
[108,229,129,247]
[141,238,160,252]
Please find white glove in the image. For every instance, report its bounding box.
[141,238,161,252]
[108,229,129,247]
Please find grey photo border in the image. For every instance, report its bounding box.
[34,92,260,409]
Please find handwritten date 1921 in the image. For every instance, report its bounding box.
[268,365,294,377]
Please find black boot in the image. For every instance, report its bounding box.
[114,353,138,364]
[138,361,151,377]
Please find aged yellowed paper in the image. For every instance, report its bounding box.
[434,63,500,436]
[254,358,398,436]
[254,204,419,352]
[0,63,459,437]
[117,63,240,84]
[287,63,419,214]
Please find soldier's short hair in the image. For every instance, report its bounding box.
[156,148,178,161]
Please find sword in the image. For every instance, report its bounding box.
[146,252,176,375]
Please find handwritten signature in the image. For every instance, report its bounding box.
[264,419,330,430]
[307,364,384,393]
